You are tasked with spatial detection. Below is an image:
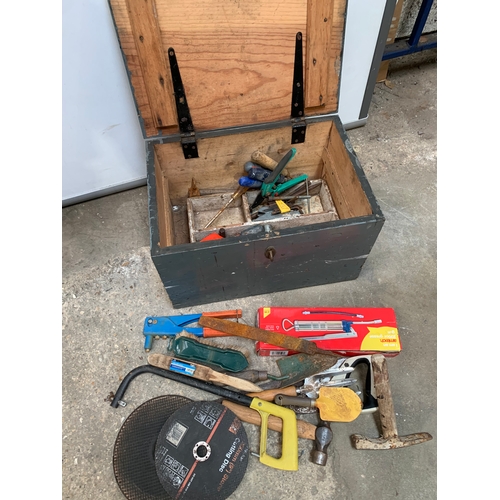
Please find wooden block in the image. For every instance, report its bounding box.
[377,0,404,82]
[322,124,372,219]
[125,0,177,128]
[305,0,334,108]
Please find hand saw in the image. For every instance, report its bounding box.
[111,365,299,471]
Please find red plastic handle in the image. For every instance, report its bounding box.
[202,309,242,319]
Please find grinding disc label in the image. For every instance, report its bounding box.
[166,421,189,447]
[155,401,249,500]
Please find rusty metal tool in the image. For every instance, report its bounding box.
[203,185,249,229]
[272,353,342,388]
[250,150,290,177]
[198,316,339,357]
[351,354,433,450]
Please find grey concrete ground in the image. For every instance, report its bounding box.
[62,58,437,499]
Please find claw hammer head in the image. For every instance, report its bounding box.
[350,354,433,450]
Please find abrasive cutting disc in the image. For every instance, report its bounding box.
[155,400,249,500]
[113,395,192,500]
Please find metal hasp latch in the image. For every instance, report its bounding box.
[168,47,199,159]
[291,32,306,144]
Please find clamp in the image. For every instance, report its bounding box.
[143,310,242,351]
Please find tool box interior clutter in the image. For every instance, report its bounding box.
[187,147,339,243]
[108,0,385,308]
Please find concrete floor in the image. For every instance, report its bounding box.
[62,58,437,499]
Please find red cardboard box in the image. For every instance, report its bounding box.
[256,307,401,357]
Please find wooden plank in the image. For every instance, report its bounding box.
[305,0,334,108]
[109,0,157,136]
[125,0,177,129]
[154,153,174,247]
[377,0,404,82]
[321,125,372,219]
[316,0,346,113]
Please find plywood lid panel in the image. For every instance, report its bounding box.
[109,0,346,138]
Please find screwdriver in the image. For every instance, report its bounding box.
[203,185,249,229]
[239,177,263,188]
[244,162,286,183]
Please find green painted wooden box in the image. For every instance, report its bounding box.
[108,0,384,308]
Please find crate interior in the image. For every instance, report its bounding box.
[152,120,373,248]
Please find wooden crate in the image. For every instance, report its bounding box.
[108,0,385,307]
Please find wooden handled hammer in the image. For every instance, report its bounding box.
[351,354,433,450]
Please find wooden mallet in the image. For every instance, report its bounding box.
[351,354,433,450]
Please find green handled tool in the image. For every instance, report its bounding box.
[251,148,306,210]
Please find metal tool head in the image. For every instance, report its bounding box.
[274,353,342,388]
[299,378,356,399]
[262,148,296,186]
[311,421,333,466]
[301,357,353,397]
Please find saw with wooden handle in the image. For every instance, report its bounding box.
[275,386,363,422]
[221,400,316,440]
[198,316,338,356]
[147,354,263,393]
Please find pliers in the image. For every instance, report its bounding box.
[250,148,308,210]
[143,310,242,351]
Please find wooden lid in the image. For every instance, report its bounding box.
[109,0,346,138]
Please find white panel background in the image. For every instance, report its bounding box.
[62,0,146,206]
[338,0,387,128]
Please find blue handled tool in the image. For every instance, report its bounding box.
[244,162,286,183]
[250,148,307,210]
[143,309,242,351]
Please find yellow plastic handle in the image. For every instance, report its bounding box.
[250,398,298,471]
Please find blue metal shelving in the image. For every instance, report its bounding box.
[382,0,437,61]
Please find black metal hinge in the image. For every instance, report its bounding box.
[168,48,199,159]
[291,32,306,144]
